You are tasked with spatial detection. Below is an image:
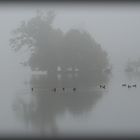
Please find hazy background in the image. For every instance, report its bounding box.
[0,2,140,137]
[1,3,140,75]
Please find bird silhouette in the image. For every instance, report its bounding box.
[100,85,102,88]
[53,88,56,92]
[132,84,136,88]
[99,85,106,89]
[73,88,76,91]
[31,88,33,91]
[122,84,127,87]
[128,85,131,88]
[102,85,106,89]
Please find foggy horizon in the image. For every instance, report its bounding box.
[0,2,140,137]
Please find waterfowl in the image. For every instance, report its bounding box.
[100,85,102,88]
[73,88,76,91]
[53,88,56,92]
[31,88,33,91]
[102,85,106,89]
[122,84,127,86]
[132,84,136,88]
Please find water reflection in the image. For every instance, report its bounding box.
[13,72,110,136]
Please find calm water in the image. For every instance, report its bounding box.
[0,65,140,137]
[0,3,140,138]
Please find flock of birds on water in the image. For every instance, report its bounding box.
[30,83,137,93]
[31,87,76,92]
[99,84,137,89]
[122,84,137,88]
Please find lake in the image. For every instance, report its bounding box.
[0,66,140,138]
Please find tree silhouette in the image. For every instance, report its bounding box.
[11,10,111,135]
[10,10,110,88]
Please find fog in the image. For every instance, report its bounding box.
[0,2,140,137]
[1,4,140,71]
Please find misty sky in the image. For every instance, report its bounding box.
[0,3,140,74]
